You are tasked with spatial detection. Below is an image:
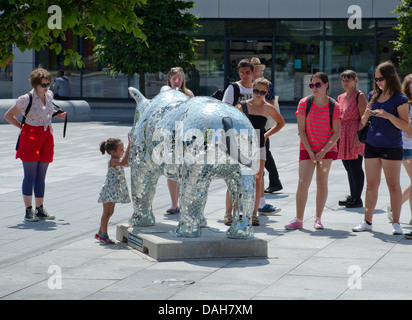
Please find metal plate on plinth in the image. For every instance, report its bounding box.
[116,223,267,261]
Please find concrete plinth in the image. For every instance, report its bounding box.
[116,223,268,261]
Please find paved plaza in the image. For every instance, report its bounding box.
[1,110,412,301]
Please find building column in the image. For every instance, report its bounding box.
[12,46,35,98]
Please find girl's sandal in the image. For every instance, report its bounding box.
[224,213,233,226]
[252,215,260,226]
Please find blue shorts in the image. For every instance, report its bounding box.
[403,149,412,160]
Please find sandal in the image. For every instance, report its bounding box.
[166,207,180,214]
[252,215,260,226]
[224,213,233,226]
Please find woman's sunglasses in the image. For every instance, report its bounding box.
[309,82,322,89]
[170,67,183,72]
[375,77,385,82]
[40,83,51,88]
[253,89,267,96]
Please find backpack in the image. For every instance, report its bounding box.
[306,94,337,128]
[211,82,240,106]
[15,92,33,150]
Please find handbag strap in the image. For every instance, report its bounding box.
[52,101,67,138]
[240,101,249,118]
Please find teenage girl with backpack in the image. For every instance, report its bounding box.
[285,72,341,230]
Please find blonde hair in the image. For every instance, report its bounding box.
[30,68,51,88]
[253,77,270,90]
[167,67,190,96]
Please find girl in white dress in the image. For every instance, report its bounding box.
[96,138,131,244]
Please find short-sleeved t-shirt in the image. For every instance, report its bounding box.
[222,81,253,105]
[367,93,408,148]
[296,96,341,153]
[15,89,55,131]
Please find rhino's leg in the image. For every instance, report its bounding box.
[225,172,255,239]
[128,163,159,227]
[174,165,212,237]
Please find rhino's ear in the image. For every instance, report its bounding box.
[160,85,173,92]
[128,87,148,104]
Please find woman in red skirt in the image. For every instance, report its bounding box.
[4,68,66,221]
[337,70,368,208]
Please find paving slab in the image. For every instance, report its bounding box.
[1,112,412,302]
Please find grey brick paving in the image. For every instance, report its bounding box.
[1,109,412,301]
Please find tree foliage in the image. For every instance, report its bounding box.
[94,0,199,95]
[0,0,147,68]
[393,0,412,70]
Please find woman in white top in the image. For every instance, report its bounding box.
[4,68,66,222]
[389,74,412,237]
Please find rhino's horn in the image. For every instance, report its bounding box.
[128,87,148,104]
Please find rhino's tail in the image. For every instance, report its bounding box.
[222,117,254,168]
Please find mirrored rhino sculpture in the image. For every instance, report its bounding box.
[127,86,259,238]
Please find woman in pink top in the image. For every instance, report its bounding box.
[337,70,367,208]
[4,68,66,222]
[285,72,341,230]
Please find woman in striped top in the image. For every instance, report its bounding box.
[285,72,341,230]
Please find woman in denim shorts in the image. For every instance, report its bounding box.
[388,74,412,239]
[352,62,409,235]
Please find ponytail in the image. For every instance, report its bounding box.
[100,138,121,155]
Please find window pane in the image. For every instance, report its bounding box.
[37,30,81,98]
[227,20,274,38]
[275,20,322,101]
[377,19,398,38]
[324,20,375,98]
[187,38,225,96]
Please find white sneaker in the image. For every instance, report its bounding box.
[392,222,403,235]
[352,221,373,232]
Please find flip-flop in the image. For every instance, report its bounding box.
[166,207,180,214]
[224,213,233,226]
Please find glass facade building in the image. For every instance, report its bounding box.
[1,1,405,104]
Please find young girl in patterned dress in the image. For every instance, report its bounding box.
[95,138,131,244]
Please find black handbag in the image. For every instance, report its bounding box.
[357,119,371,144]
